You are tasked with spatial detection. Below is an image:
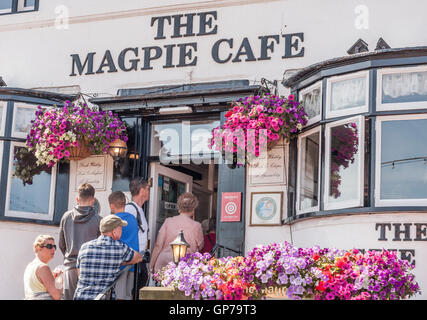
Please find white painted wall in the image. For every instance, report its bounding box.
[0,221,63,300]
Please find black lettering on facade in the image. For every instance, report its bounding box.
[70,52,96,76]
[151,16,172,40]
[96,50,118,74]
[212,39,233,63]
[393,223,412,241]
[177,43,197,67]
[375,223,391,241]
[118,48,139,72]
[282,32,305,58]
[415,223,427,241]
[258,35,280,61]
[232,38,256,63]
[141,46,162,70]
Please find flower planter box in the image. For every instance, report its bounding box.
[139,287,192,300]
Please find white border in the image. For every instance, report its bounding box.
[376,65,427,111]
[5,142,57,221]
[324,115,365,210]
[375,113,427,207]
[11,103,39,139]
[296,127,321,215]
[326,70,369,119]
[0,101,7,136]
[299,81,322,126]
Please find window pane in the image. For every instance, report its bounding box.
[9,146,52,214]
[382,71,427,104]
[331,76,366,111]
[13,105,37,137]
[328,122,360,203]
[151,120,220,162]
[298,131,319,211]
[0,0,12,10]
[301,86,321,120]
[380,119,427,199]
[24,0,35,7]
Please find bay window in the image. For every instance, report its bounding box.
[375,114,427,207]
[326,71,369,118]
[296,127,320,214]
[377,65,427,111]
[299,81,322,126]
[324,116,364,210]
[5,142,57,221]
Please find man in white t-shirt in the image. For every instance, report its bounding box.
[125,178,150,297]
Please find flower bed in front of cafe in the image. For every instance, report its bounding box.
[154,242,421,300]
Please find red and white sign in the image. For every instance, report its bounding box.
[221,192,242,222]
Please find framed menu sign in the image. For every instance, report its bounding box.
[75,155,107,191]
[248,144,287,185]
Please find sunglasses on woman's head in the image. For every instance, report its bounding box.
[40,244,56,250]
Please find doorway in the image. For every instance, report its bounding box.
[147,161,218,252]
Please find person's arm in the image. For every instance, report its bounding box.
[121,250,143,266]
[149,220,167,272]
[58,216,66,255]
[195,224,204,252]
[36,265,62,300]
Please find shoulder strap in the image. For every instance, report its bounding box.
[207,233,215,246]
[127,202,145,233]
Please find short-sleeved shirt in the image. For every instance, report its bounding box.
[74,235,134,300]
[115,212,139,272]
[125,202,148,251]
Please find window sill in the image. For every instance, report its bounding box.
[283,206,427,225]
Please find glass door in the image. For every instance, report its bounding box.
[148,162,193,250]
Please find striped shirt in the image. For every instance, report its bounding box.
[74,235,134,300]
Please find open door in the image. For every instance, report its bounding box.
[147,162,193,252]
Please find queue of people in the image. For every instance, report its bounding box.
[23,178,216,300]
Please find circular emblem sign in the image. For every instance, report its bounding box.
[225,202,238,215]
[255,197,277,221]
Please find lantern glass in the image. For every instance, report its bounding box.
[109,139,128,159]
[170,230,190,264]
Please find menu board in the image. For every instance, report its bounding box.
[248,145,287,185]
[75,155,107,190]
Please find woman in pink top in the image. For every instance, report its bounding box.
[150,193,204,274]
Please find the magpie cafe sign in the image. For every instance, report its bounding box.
[69,11,305,76]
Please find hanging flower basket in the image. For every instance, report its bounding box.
[209,93,308,166]
[67,139,92,161]
[13,101,128,185]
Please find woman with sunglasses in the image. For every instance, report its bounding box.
[23,235,63,300]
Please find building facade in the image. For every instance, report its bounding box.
[0,0,427,299]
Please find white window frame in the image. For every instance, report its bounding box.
[5,141,57,221]
[299,81,322,126]
[0,100,7,136]
[376,65,427,111]
[326,70,369,119]
[375,114,427,207]
[0,0,13,14]
[11,103,39,139]
[324,115,365,210]
[296,126,321,214]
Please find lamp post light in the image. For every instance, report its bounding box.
[170,229,190,264]
[108,139,128,168]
